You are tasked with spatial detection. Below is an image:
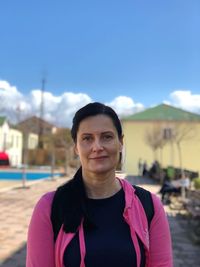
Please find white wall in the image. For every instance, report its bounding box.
[0,121,10,151]
[0,121,23,166]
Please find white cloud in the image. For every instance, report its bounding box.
[1,80,200,128]
[168,90,200,113]
[0,80,26,121]
[106,96,144,118]
[22,90,92,127]
[30,90,61,114]
[0,80,145,127]
[0,80,23,105]
[50,92,92,127]
[0,80,92,127]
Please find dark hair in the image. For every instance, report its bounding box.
[71,102,123,142]
[51,167,96,237]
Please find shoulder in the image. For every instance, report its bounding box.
[151,192,163,210]
[133,185,153,203]
[133,185,166,218]
[133,185,155,224]
[28,191,56,230]
[133,184,150,194]
[38,191,55,205]
[33,191,56,216]
[150,192,168,220]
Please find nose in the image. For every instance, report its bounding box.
[92,138,103,151]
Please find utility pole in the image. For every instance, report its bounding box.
[16,104,28,188]
[38,77,46,149]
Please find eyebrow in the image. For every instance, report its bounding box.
[81,131,114,135]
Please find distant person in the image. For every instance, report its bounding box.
[137,158,143,176]
[149,160,162,181]
[26,102,173,267]
[159,172,190,203]
[142,160,148,177]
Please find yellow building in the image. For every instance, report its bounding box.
[122,104,200,176]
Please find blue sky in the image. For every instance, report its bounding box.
[0,0,200,126]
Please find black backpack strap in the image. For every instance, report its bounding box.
[133,185,154,229]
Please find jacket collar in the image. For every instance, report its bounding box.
[118,178,150,250]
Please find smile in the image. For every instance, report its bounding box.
[90,156,108,160]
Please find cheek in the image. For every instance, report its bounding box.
[75,143,89,157]
[110,142,122,156]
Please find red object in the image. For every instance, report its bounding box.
[0,152,9,160]
[0,152,10,166]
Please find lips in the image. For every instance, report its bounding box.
[90,156,108,160]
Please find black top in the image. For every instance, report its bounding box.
[63,188,145,267]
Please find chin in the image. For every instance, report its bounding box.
[89,165,114,174]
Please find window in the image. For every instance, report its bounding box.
[163,128,172,140]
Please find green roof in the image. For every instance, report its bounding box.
[0,117,6,126]
[122,104,200,122]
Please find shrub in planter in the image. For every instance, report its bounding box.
[166,166,175,181]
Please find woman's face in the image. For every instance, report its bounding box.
[74,114,123,176]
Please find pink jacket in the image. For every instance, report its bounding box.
[26,178,173,267]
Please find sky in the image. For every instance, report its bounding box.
[0,0,200,127]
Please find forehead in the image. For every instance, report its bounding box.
[78,114,116,134]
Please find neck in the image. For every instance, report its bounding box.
[82,169,121,199]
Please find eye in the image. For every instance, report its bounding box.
[82,135,92,141]
[102,134,113,141]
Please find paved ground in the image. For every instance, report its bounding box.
[0,173,199,267]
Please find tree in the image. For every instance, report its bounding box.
[44,128,74,177]
[54,128,74,175]
[145,124,167,163]
[145,122,197,172]
[171,123,197,173]
[167,122,197,200]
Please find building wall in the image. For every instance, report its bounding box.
[28,133,38,149]
[6,128,23,166]
[0,121,23,166]
[122,120,200,176]
[0,122,8,150]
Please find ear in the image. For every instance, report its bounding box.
[119,135,124,152]
[74,144,79,156]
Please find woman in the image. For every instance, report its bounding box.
[26,102,173,267]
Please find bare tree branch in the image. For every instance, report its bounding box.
[145,124,167,161]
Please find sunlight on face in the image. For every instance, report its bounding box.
[75,115,123,175]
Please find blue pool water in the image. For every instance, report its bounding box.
[0,171,61,180]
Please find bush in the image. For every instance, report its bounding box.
[193,177,200,189]
[166,166,175,181]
